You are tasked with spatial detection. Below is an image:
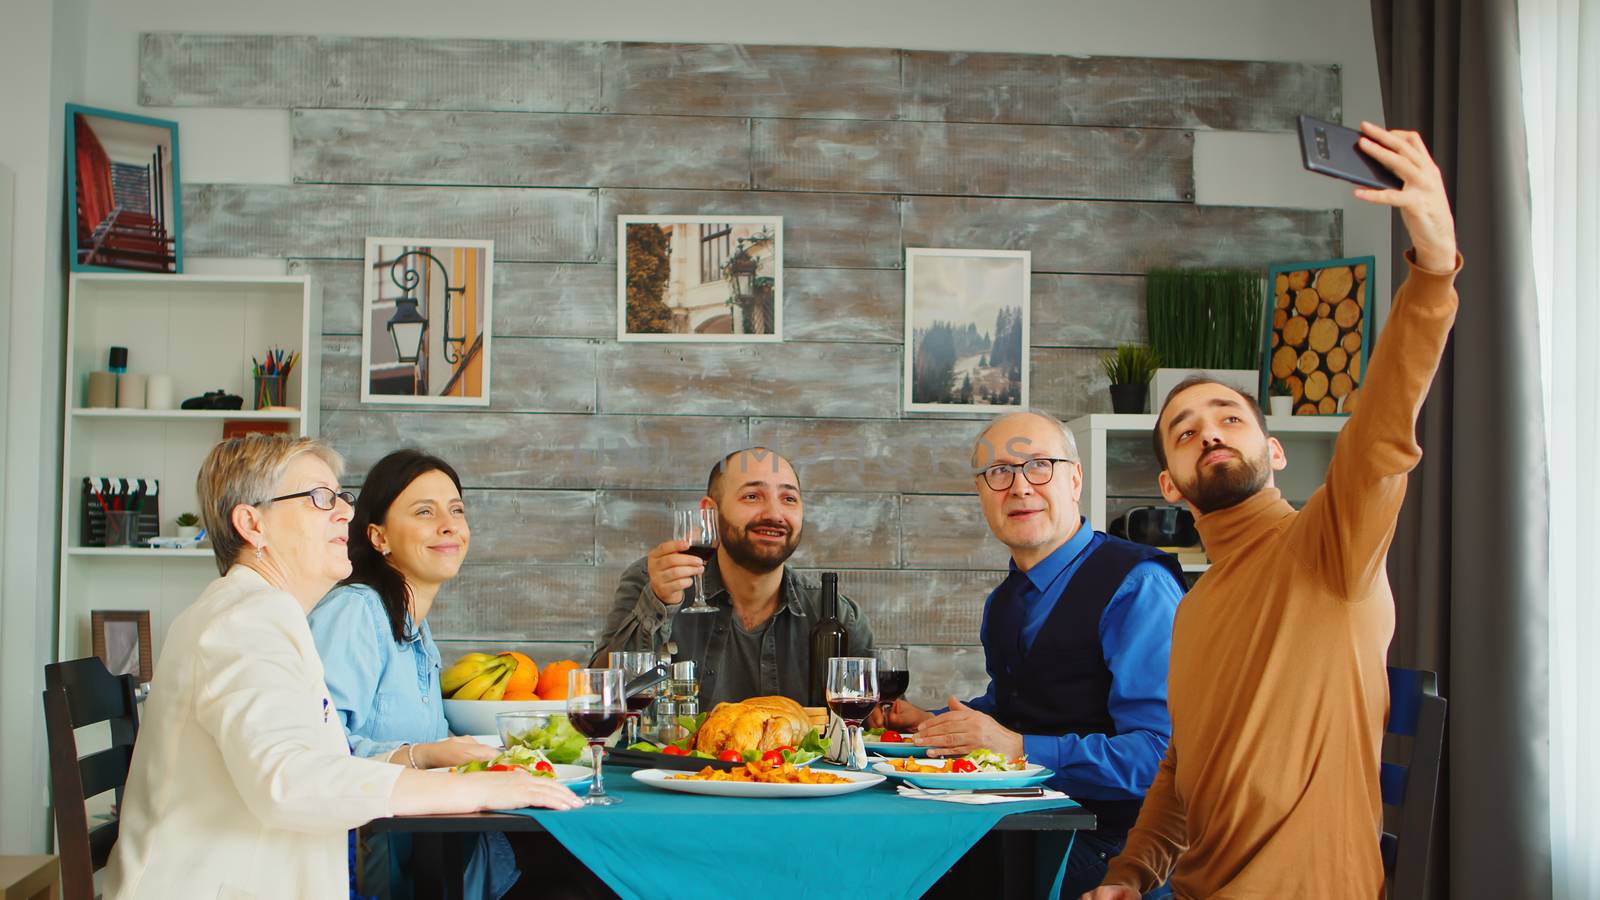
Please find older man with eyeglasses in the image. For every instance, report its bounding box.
[884,411,1185,897]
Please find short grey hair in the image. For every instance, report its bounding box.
[970,409,1080,473]
[197,435,344,575]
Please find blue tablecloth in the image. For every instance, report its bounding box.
[503,772,1082,900]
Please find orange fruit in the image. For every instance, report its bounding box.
[498,652,539,699]
[536,660,581,700]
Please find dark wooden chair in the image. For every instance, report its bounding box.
[1381,666,1447,899]
[41,657,141,900]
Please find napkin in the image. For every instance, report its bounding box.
[895,784,1070,805]
[822,712,869,767]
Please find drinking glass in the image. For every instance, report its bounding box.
[609,650,655,746]
[672,509,719,615]
[825,657,878,770]
[870,647,909,727]
[566,667,626,806]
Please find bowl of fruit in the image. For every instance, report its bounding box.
[440,651,582,737]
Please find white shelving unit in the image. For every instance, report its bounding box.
[57,273,321,666]
[1068,413,1348,573]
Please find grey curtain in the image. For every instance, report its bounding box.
[1373,1,1551,898]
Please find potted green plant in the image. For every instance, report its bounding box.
[175,512,200,541]
[1145,267,1265,409]
[1100,344,1161,414]
[1267,379,1294,417]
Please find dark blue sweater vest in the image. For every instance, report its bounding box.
[982,532,1184,834]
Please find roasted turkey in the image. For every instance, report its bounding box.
[691,695,811,754]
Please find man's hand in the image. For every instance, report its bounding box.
[645,539,705,606]
[868,699,934,731]
[1353,121,1458,272]
[1078,886,1139,900]
[913,696,1024,758]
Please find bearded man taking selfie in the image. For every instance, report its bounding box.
[1085,121,1461,899]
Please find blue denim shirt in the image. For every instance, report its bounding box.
[965,519,1183,801]
[308,584,450,759]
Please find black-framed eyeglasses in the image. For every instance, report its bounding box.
[978,457,1076,491]
[268,487,356,510]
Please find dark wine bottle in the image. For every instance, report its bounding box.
[808,572,848,706]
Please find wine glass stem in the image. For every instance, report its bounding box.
[624,714,638,746]
[847,723,863,770]
[691,572,706,606]
[589,741,606,798]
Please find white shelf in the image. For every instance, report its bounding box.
[1069,413,1349,540]
[1068,413,1349,435]
[67,547,212,558]
[72,408,304,421]
[59,272,321,668]
[1181,563,1212,573]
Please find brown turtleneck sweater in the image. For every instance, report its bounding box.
[1103,253,1461,898]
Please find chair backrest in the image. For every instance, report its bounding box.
[42,657,141,900]
[1381,666,1447,899]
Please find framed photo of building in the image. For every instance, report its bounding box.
[91,609,153,685]
[361,237,493,406]
[904,248,1031,413]
[65,104,182,274]
[1262,255,1375,415]
[617,215,782,342]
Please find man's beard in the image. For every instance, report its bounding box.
[1175,443,1272,515]
[718,514,801,574]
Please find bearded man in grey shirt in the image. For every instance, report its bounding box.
[593,447,873,707]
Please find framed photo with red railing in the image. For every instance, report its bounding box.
[65,104,182,274]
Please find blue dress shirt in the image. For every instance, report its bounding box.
[965,519,1183,801]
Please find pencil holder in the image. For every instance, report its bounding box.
[104,510,140,547]
[253,374,286,410]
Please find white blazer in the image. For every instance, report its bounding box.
[104,566,403,900]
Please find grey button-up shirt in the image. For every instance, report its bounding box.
[593,556,874,708]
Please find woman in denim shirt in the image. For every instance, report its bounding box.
[309,449,516,900]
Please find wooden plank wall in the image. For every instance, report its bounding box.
[145,34,1342,706]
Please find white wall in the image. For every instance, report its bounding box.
[0,0,88,855]
[2,0,1389,853]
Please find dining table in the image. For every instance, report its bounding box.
[368,765,1097,900]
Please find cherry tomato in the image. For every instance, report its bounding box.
[660,745,689,756]
[880,730,903,743]
[949,758,977,774]
[533,761,554,774]
[761,749,787,766]
[717,750,743,763]
[486,764,517,772]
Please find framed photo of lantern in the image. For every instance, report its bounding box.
[1261,256,1375,416]
[361,237,493,406]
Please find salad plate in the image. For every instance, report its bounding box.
[871,752,1053,790]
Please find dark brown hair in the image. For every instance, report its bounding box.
[1151,376,1269,470]
[340,449,464,644]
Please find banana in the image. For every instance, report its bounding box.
[480,664,514,701]
[451,660,511,700]
[441,653,496,695]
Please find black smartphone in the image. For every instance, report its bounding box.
[1297,115,1403,190]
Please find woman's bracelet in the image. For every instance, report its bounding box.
[406,743,420,769]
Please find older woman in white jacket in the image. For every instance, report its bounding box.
[103,436,581,900]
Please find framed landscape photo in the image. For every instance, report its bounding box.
[1262,255,1375,416]
[91,609,153,685]
[904,248,1031,413]
[617,215,782,342]
[361,237,493,407]
[65,104,182,273]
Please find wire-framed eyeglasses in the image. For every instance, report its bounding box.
[978,457,1076,491]
[268,487,356,510]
